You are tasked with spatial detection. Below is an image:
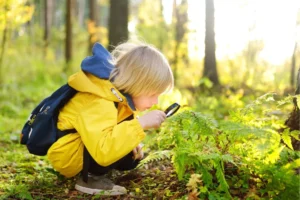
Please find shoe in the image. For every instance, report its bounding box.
[75,174,127,196]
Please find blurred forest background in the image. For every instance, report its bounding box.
[1,0,299,97]
[1,0,300,129]
[1,0,300,199]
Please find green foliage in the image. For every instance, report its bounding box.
[1,184,33,200]
[0,18,93,132]
[135,0,172,52]
[137,150,172,168]
[142,93,300,199]
[0,0,34,31]
[0,133,79,199]
[156,111,232,198]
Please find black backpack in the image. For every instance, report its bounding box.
[20,84,77,156]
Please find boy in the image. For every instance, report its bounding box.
[47,42,174,195]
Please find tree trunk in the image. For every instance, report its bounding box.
[289,67,300,150]
[88,0,98,52]
[203,0,219,86]
[0,0,8,78]
[78,0,86,28]
[158,0,166,51]
[296,68,300,95]
[44,0,53,58]
[280,68,300,151]
[173,0,188,86]
[65,0,72,68]
[291,43,297,88]
[108,0,128,52]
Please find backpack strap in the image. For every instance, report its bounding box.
[57,128,77,139]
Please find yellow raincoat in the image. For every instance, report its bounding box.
[47,70,145,177]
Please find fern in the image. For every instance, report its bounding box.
[198,165,213,187]
[148,94,299,199]
[214,160,231,198]
[156,111,235,197]
[137,150,172,168]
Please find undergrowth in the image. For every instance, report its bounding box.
[141,93,300,199]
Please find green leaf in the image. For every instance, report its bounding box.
[199,77,213,88]
[290,130,300,141]
[265,145,285,164]
[282,129,294,150]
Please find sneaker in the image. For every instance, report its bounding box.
[75,174,127,196]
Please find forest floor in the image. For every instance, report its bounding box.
[0,134,187,200]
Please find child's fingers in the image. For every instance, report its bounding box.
[136,144,144,160]
[138,148,144,159]
[132,147,138,158]
[132,144,144,160]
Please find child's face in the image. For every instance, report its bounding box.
[132,94,160,111]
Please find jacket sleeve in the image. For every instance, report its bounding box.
[73,97,145,167]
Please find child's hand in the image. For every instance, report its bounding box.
[138,110,166,130]
[132,143,144,160]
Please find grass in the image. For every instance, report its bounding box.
[0,133,187,200]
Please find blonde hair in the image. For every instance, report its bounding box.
[109,42,174,97]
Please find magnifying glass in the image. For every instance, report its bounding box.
[164,103,180,118]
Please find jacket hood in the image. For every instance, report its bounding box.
[81,43,114,79]
[68,43,135,110]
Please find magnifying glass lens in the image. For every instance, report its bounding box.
[164,103,180,117]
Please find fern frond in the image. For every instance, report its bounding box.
[219,120,270,139]
[137,150,172,168]
[214,161,231,198]
[198,165,213,187]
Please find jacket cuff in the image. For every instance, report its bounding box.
[132,119,146,139]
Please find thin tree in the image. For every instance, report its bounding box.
[88,0,98,52]
[44,0,53,58]
[108,0,129,52]
[203,0,219,86]
[291,11,300,88]
[158,0,167,50]
[172,0,188,85]
[291,43,297,88]
[0,1,9,73]
[65,0,72,69]
[78,0,86,28]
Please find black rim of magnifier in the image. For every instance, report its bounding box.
[164,103,180,117]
